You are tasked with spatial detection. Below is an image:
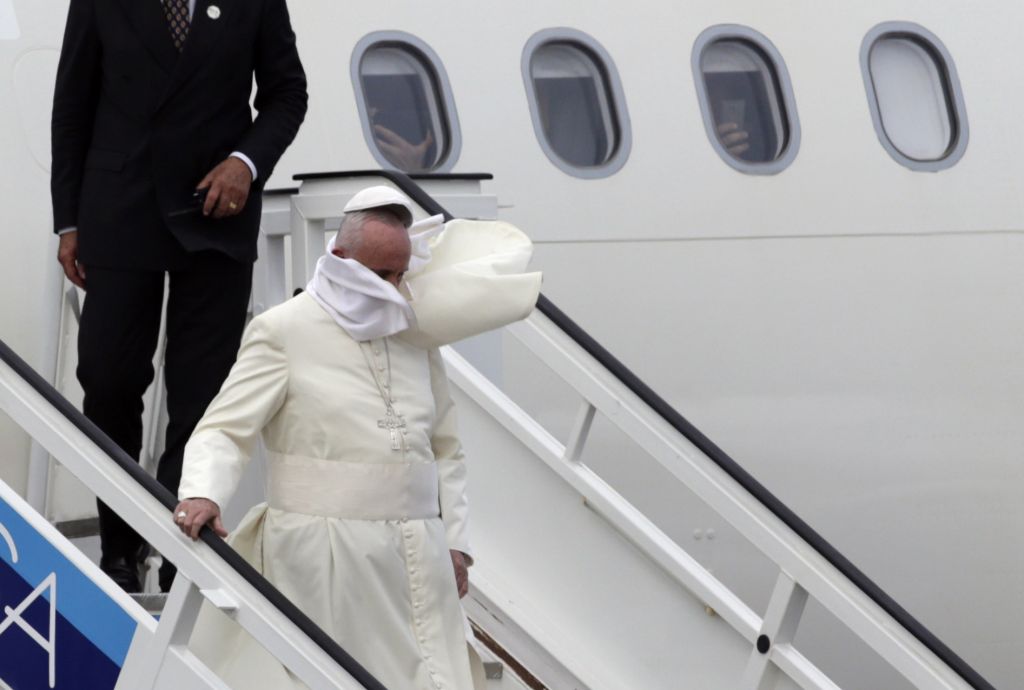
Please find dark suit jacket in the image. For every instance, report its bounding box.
[51,0,308,269]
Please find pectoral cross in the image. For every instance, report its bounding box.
[378,410,407,451]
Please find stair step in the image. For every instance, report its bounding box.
[55,517,100,539]
[126,592,506,680]
[130,592,168,615]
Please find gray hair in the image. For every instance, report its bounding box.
[336,207,407,253]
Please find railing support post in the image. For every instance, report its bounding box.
[117,574,211,689]
[742,571,810,689]
[564,402,596,464]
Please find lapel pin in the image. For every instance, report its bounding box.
[207,5,221,20]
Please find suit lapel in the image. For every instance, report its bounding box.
[157,0,232,110]
[118,0,179,74]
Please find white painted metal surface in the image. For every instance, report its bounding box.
[0,0,19,40]
[444,331,973,689]
[464,576,591,690]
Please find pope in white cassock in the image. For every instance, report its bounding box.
[170,186,541,689]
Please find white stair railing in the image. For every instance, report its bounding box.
[257,170,995,690]
[444,309,986,690]
[0,340,382,690]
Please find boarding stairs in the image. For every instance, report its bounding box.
[0,171,1000,689]
[0,338,383,689]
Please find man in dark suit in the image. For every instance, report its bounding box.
[50,0,307,592]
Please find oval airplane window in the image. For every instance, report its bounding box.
[352,33,461,173]
[861,23,968,171]
[523,29,631,178]
[693,26,801,174]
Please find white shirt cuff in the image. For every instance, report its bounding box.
[57,227,77,235]
[230,152,258,181]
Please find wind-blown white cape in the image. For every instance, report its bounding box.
[179,220,541,689]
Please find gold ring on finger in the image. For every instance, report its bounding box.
[228,201,238,210]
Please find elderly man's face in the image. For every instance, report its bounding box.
[332,219,411,288]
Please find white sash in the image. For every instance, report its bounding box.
[265,451,440,520]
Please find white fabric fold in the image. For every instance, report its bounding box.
[265,454,440,520]
[305,216,541,348]
[407,213,446,275]
[305,233,416,341]
[399,219,543,348]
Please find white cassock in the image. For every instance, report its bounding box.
[178,219,542,690]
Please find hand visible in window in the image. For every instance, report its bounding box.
[716,122,750,157]
[374,125,434,172]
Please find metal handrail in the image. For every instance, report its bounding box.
[0,337,387,690]
[295,168,997,690]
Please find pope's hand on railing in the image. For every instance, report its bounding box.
[173,497,227,541]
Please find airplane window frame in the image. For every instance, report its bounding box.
[860,22,969,172]
[692,25,801,175]
[351,31,462,174]
[522,28,632,179]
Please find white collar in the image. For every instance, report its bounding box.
[304,215,445,341]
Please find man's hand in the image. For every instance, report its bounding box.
[716,122,751,157]
[197,157,252,219]
[173,497,227,541]
[450,550,469,599]
[57,232,86,289]
[374,125,434,171]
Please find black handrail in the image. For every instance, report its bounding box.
[294,170,493,183]
[296,168,998,690]
[0,338,386,690]
[265,186,301,197]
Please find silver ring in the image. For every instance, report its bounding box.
[176,511,187,520]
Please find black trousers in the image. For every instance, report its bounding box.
[77,253,252,591]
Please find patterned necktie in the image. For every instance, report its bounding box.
[164,0,191,52]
